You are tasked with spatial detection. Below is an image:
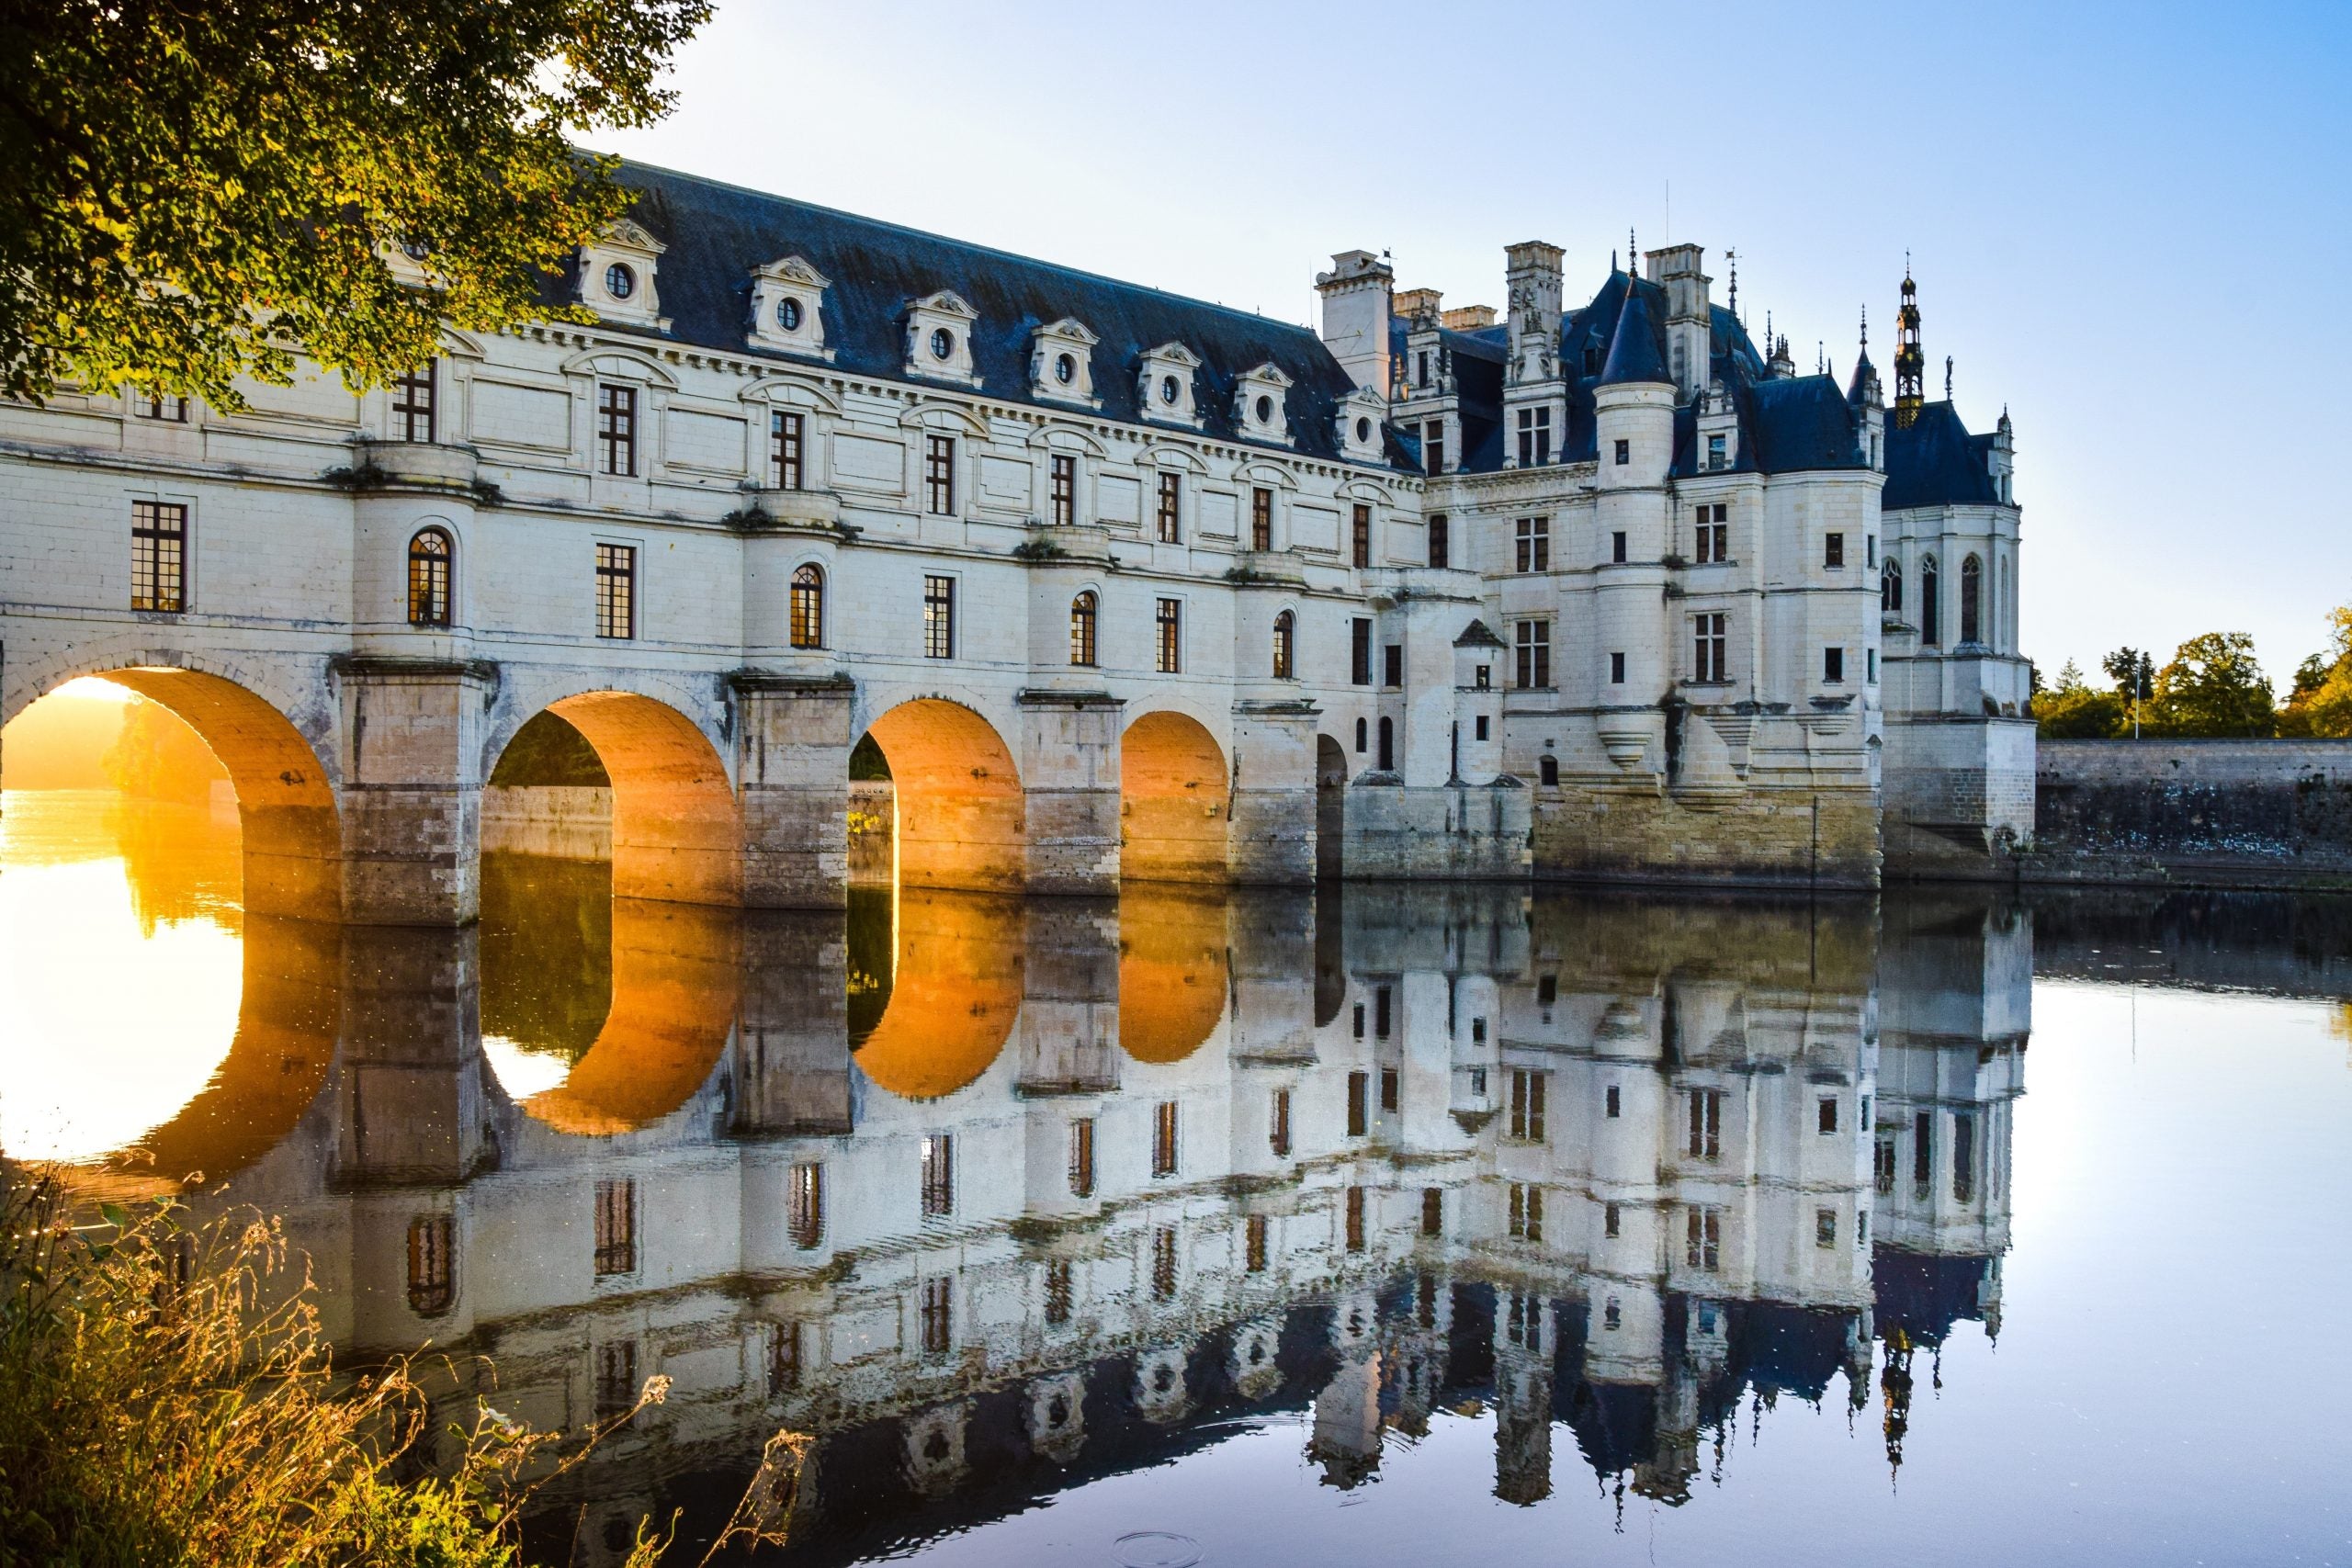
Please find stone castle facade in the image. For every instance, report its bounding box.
[0,160,2033,917]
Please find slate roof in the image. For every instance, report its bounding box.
[574,162,1412,471]
[1883,400,2002,510]
[1597,283,1674,386]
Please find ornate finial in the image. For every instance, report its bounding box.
[1860,303,1868,348]
[1945,355,1953,400]
[1905,248,1912,279]
[1726,249,1738,315]
[1817,341,1825,374]
[1629,228,1637,273]
[1610,248,1617,273]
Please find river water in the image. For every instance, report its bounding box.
[3,788,2348,1568]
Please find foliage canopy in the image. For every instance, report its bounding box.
[1,0,709,409]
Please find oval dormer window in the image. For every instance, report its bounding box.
[1055,352,1076,385]
[401,237,431,261]
[1356,416,1373,443]
[778,297,803,332]
[605,263,635,300]
[930,327,954,361]
[1255,395,1273,424]
[1159,374,1180,406]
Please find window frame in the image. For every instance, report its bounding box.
[1069,590,1098,667]
[1427,512,1449,569]
[1514,515,1550,573]
[1514,617,1551,690]
[407,526,454,626]
[922,573,956,660]
[1351,502,1372,568]
[595,382,638,477]
[1250,486,1273,551]
[1272,609,1295,680]
[1049,452,1076,526]
[924,434,956,515]
[1155,469,1182,543]
[391,363,435,444]
[771,408,805,491]
[130,499,188,613]
[1691,611,1728,683]
[1154,596,1182,674]
[789,562,825,649]
[594,542,638,640]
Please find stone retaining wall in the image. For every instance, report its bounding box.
[2027,739,2352,889]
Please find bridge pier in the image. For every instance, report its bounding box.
[1229,699,1321,885]
[1020,690,1124,896]
[336,658,495,926]
[735,673,854,909]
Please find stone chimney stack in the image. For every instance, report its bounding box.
[1645,243,1712,398]
[1503,242,1564,385]
[1316,250,1395,398]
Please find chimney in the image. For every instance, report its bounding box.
[1393,287,1443,327]
[1315,250,1394,397]
[1645,243,1711,398]
[1441,304,1498,332]
[1503,242,1564,384]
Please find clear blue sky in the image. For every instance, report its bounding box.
[603,1,2350,691]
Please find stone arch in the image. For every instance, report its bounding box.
[490,689,741,908]
[513,899,739,1134]
[852,889,1021,1100]
[1316,733,1349,881]
[1118,886,1228,1065]
[1121,709,1229,884]
[4,655,343,920]
[862,697,1024,893]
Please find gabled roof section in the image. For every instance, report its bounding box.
[1597,281,1673,386]
[1747,377,1869,473]
[1453,618,1508,648]
[1883,400,2000,509]
[567,161,1407,468]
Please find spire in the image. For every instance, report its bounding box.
[1726,249,1738,317]
[1848,306,1881,405]
[1894,263,1925,428]
[1597,281,1674,386]
[1945,355,1953,400]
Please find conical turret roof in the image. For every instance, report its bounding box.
[1597,282,1674,387]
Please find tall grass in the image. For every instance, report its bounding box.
[0,1168,673,1567]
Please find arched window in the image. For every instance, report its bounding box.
[1881,558,1903,614]
[1539,754,1560,787]
[1960,555,1982,645]
[407,527,452,626]
[1069,591,1098,666]
[1354,716,1368,754]
[790,563,825,649]
[1272,610,1295,680]
[1920,556,1941,645]
[1377,716,1395,772]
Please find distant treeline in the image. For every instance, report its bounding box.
[2037,610,2352,739]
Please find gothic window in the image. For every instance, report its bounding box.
[1383,644,1403,688]
[924,434,956,514]
[771,410,805,490]
[921,1133,955,1216]
[1825,645,1845,682]
[1376,716,1394,771]
[593,1179,636,1275]
[1613,437,1630,466]
[1961,554,1983,644]
[595,383,637,475]
[1882,558,1904,613]
[594,544,636,639]
[1050,453,1076,525]
[1351,503,1372,567]
[1515,619,1550,689]
[130,501,187,612]
[406,1215,454,1314]
[1156,471,1182,542]
[1069,591,1098,666]
[1539,754,1559,785]
[1250,486,1273,550]
[1611,651,1626,684]
[1272,610,1295,680]
[922,574,955,659]
[407,527,453,626]
[789,563,824,649]
[1514,515,1549,572]
[392,363,435,442]
[1354,717,1367,753]
[1612,529,1628,563]
[1920,556,1941,644]
[1155,597,1182,673]
[1427,513,1449,568]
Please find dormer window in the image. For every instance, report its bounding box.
[778,298,802,332]
[605,263,636,300]
[577,219,669,330]
[1137,343,1203,427]
[1055,354,1075,384]
[905,291,980,387]
[1355,417,1372,444]
[1160,376,1181,405]
[1235,363,1294,446]
[1256,395,1274,423]
[1335,385,1387,463]
[1030,319,1099,408]
[746,254,833,360]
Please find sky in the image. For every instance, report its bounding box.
[598,0,2352,692]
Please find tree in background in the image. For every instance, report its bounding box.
[100,696,227,804]
[2101,648,2156,737]
[2147,632,2276,738]
[2278,607,2352,738]
[1,0,708,409]
[2035,660,2127,739]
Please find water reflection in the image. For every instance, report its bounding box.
[16,800,2352,1565]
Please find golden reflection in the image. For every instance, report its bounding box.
[1117,886,1229,1064]
[850,887,1023,1100]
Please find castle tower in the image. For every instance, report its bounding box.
[1893,269,1925,428]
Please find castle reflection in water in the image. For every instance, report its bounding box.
[151,860,2027,1562]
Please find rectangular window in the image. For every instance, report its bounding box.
[1686,1206,1722,1271]
[1516,405,1552,466]
[1610,651,1626,684]
[1069,1117,1095,1198]
[1692,612,1727,682]
[770,409,804,490]
[1868,534,1878,568]
[1914,1111,1934,1190]
[1817,1096,1839,1136]
[1514,515,1550,573]
[392,364,434,443]
[593,1179,636,1276]
[922,575,956,660]
[921,1133,955,1217]
[1050,453,1076,525]
[1427,512,1449,569]
[1156,470,1182,542]
[1954,1112,1977,1204]
[1152,1226,1180,1296]
[1425,420,1445,475]
[1825,532,1845,569]
[1611,529,1628,563]
[1246,1213,1270,1273]
[1416,350,1429,386]
[1250,486,1273,550]
[789,1162,824,1249]
[130,501,187,613]
[768,1321,801,1393]
[1347,1071,1368,1137]
[1270,1089,1292,1157]
[1152,1100,1180,1178]
[1514,618,1551,690]
[594,544,636,640]
[406,1215,454,1314]
[1604,1201,1622,1238]
[1509,1069,1547,1142]
[1045,1259,1074,1324]
[1475,715,1489,740]
[925,434,956,514]
[1687,1089,1723,1160]
[1345,1186,1367,1252]
[1868,649,1879,683]
[1351,503,1373,568]
[1694,503,1728,563]
[1875,1135,1898,1196]
[1351,618,1373,685]
[1374,985,1392,1037]
[1352,1002,1364,1039]
[596,383,637,475]
[595,1340,638,1419]
[1815,1208,1838,1248]
[137,391,189,423]
[1605,1082,1622,1118]
[1824,645,1845,682]
[1613,437,1630,466]
[1705,432,1725,469]
[1382,644,1402,689]
[1155,597,1182,674]
[1508,1183,1544,1242]
[921,1276,953,1354]
[1421,1187,1443,1237]
[1380,1066,1400,1112]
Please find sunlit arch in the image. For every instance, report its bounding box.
[1121,708,1229,885]
[852,889,1022,1100]
[1118,885,1228,1065]
[862,698,1024,893]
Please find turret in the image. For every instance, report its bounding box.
[1893,267,1925,428]
[1316,249,1394,398]
[1990,407,2016,505]
[1592,285,1678,773]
